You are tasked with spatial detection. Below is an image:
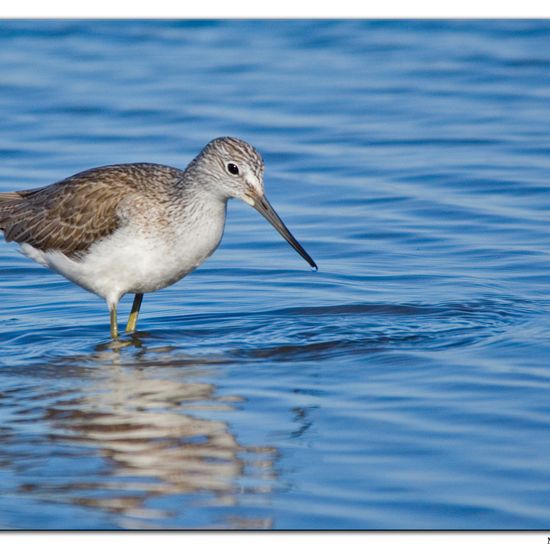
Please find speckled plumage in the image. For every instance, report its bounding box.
[0,136,316,338]
[0,163,185,257]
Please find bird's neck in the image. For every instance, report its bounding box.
[169,175,228,227]
[174,163,230,204]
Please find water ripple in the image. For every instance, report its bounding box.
[1,20,550,529]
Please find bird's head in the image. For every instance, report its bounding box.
[196,136,265,205]
[190,136,317,271]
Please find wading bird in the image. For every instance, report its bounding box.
[0,137,317,338]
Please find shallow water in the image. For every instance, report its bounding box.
[1,20,550,529]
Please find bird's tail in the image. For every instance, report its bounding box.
[0,191,24,230]
[0,191,24,203]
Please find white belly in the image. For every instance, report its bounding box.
[20,207,226,305]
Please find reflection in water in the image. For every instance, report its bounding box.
[18,339,276,528]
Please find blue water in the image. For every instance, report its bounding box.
[1,20,550,530]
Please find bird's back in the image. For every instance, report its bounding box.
[0,163,185,258]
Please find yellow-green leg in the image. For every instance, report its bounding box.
[110,303,119,340]
[125,293,143,334]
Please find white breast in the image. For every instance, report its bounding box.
[20,199,227,305]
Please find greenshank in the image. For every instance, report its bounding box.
[0,137,317,339]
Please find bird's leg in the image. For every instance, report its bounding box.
[109,303,119,339]
[125,293,143,334]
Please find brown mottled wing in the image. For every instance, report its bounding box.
[0,165,140,257]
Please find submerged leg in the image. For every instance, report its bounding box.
[109,302,119,340]
[125,293,144,334]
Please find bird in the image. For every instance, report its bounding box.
[0,137,317,339]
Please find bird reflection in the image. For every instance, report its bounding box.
[25,337,276,528]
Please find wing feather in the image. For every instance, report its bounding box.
[0,163,184,257]
[0,166,146,257]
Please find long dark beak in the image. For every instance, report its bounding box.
[252,195,318,271]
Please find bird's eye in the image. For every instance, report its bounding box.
[227,163,239,175]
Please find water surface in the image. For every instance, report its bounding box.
[1,20,550,529]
